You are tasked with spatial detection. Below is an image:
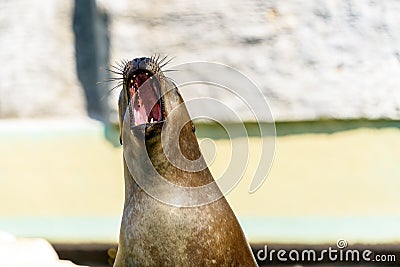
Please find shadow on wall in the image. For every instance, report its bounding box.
[73,0,109,121]
[73,0,120,146]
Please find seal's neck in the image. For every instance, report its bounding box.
[122,115,214,203]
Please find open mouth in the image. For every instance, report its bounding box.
[127,69,164,126]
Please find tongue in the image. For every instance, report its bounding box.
[149,101,162,122]
[132,76,162,125]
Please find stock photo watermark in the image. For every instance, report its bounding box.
[256,239,397,264]
[122,61,276,207]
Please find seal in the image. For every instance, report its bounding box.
[113,56,258,267]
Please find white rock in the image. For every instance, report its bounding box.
[0,232,86,267]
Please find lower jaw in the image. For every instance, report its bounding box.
[129,120,165,131]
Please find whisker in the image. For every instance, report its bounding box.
[96,78,123,85]
[155,53,161,64]
[117,59,128,68]
[164,76,178,84]
[109,64,124,73]
[114,64,124,71]
[152,53,159,62]
[106,68,124,76]
[160,57,175,69]
[109,59,130,74]
[99,81,124,101]
[162,69,180,73]
[106,76,124,80]
[158,55,168,65]
[109,81,124,90]
[151,53,158,63]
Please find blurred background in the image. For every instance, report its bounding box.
[0,0,399,266]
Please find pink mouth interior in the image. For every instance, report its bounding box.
[129,73,162,125]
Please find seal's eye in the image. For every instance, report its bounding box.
[127,70,163,125]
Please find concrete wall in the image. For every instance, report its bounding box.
[0,0,86,118]
[99,0,400,122]
[1,0,399,123]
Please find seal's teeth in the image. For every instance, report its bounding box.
[150,118,154,123]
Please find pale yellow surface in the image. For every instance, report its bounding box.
[0,131,124,217]
[1,127,399,217]
[225,128,400,217]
